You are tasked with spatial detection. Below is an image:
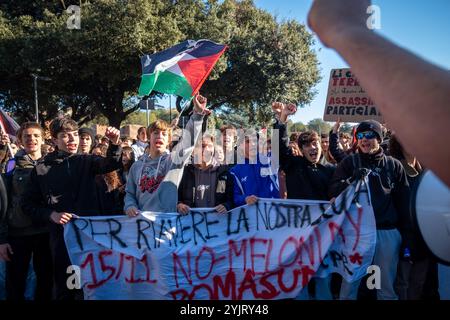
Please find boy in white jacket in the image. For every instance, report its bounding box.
[124,95,210,214]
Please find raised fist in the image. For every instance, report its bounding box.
[308,0,371,48]
[193,94,211,116]
[105,127,121,145]
[333,118,342,134]
[284,103,297,116]
[272,102,285,117]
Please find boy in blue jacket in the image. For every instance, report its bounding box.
[230,130,279,206]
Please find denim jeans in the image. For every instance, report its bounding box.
[340,229,402,300]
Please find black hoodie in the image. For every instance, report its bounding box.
[178,162,234,210]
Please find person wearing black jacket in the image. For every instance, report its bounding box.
[329,120,410,300]
[21,117,122,300]
[272,102,336,300]
[93,144,125,216]
[389,135,440,300]
[177,134,234,214]
[273,103,336,200]
[0,122,52,300]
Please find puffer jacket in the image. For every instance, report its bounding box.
[0,150,48,244]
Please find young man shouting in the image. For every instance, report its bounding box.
[329,120,410,300]
[124,94,210,215]
[273,102,336,300]
[22,117,122,300]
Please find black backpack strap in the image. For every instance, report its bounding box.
[351,153,362,171]
[385,156,395,186]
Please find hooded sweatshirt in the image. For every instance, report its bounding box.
[178,158,234,209]
[124,113,204,213]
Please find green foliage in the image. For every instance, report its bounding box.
[307,118,332,135]
[122,108,179,126]
[84,107,178,127]
[340,122,354,135]
[0,0,320,129]
[288,121,307,133]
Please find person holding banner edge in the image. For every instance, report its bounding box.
[229,129,280,207]
[177,133,234,214]
[329,120,410,299]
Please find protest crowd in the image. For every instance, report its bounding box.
[0,98,444,301]
[0,0,449,301]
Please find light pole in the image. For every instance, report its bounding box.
[169,95,172,123]
[138,97,155,127]
[146,99,149,127]
[31,73,51,123]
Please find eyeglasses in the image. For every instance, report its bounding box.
[356,131,377,140]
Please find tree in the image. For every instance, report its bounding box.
[174,0,320,126]
[0,0,320,128]
[307,118,332,135]
[0,0,182,126]
[215,107,250,129]
[289,121,307,133]
[340,122,355,135]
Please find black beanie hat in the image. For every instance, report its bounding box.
[356,120,383,142]
[78,127,95,142]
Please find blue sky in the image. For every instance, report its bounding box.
[255,0,450,124]
[156,1,450,124]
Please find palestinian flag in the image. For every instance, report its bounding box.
[0,109,20,140]
[138,40,227,99]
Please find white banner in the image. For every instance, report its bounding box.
[64,179,376,300]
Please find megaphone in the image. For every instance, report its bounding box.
[412,170,450,265]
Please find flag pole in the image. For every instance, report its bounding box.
[173,97,193,128]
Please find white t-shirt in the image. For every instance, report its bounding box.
[131,140,148,161]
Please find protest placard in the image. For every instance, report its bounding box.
[323,68,383,123]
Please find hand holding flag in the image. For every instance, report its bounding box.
[0,110,19,157]
[0,134,11,146]
[193,94,211,116]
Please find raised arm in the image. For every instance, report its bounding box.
[328,119,348,163]
[91,127,123,174]
[272,102,298,169]
[308,0,450,186]
[171,95,209,167]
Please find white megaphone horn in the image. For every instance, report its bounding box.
[412,170,450,265]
